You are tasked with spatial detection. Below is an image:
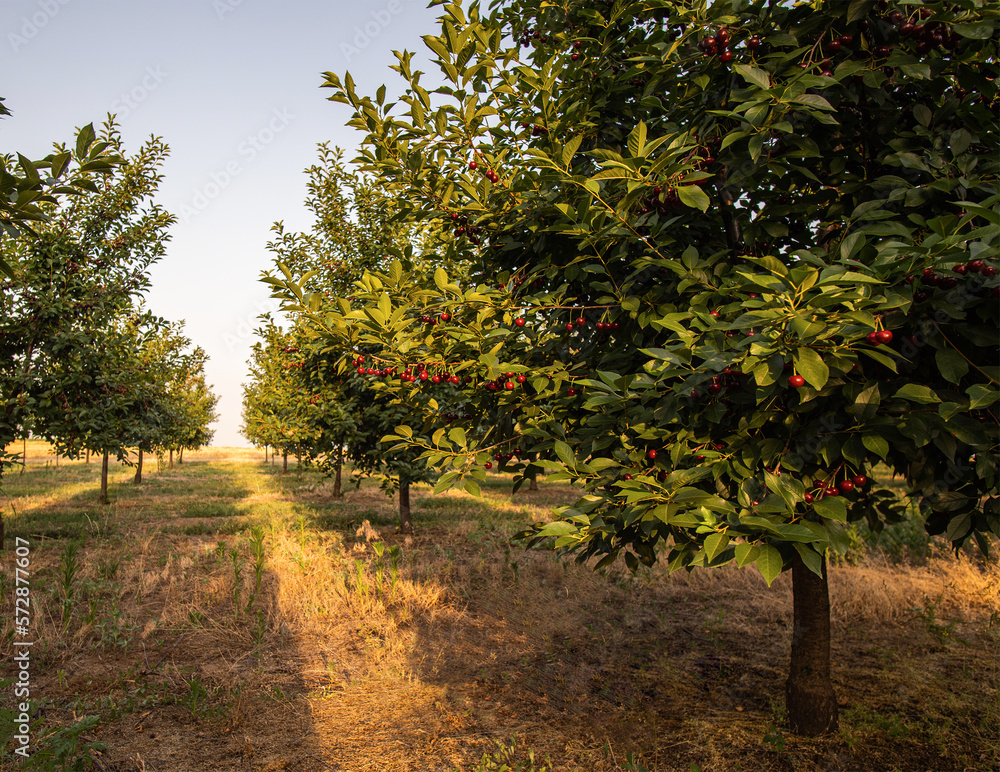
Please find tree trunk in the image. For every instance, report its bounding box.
[134,449,143,484]
[282,450,288,475]
[333,449,343,498]
[20,437,26,475]
[264,444,268,463]
[398,481,412,534]
[100,451,110,505]
[786,552,838,735]
[0,509,5,551]
[296,451,302,480]
[528,465,539,491]
[55,451,58,468]
[169,449,174,469]
[86,449,90,464]
[178,447,184,464]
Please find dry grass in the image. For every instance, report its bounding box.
[0,446,997,772]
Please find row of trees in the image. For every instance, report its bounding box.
[262,0,998,737]
[1,112,219,509]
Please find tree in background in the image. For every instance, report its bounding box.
[270,0,999,734]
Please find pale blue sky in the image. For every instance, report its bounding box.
[2,0,443,445]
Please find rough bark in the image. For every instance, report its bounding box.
[282,450,288,475]
[333,449,343,498]
[86,449,90,464]
[528,465,539,492]
[100,451,110,505]
[398,481,412,534]
[134,449,143,484]
[178,447,184,464]
[786,552,839,735]
[169,449,174,469]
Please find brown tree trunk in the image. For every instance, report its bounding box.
[86,449,90,464]
[786,552,838,735]
[0,510,4,551]
[134,449,143,484]
[100,451,110,505]
[264,444,268,463]
[528,465,539,492]
[169,449,174,469]
[398,481,412,534]
[20,437,26,475]
[333,449,343,498]
[178,447,184,464]
[296,451,302,480]
[282,450,288,475]
[55,451,58,468]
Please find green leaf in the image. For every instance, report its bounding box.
[755,545,784,586]
[813,495,847,522]
[75,123,96,158]
[967,384,1000,409]
[538,520,578,537]
[703,532,730,562]
[893,384,941,404]
[677,184,710,212]
[434,266,449,291]
[945,513,972,542]
[553,440,576,468]
[793,543,824,578]
[953,22,995,39]
[847,0,874,24]
[935,347,969,385]
[735,542,760,567]
[913,104,932,128]
[733,64,770,90]
[861,433,889,460]
[794,347,830,390]
[627,121,647,158]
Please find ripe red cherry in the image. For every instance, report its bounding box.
[827,40,842,53]
[431,374,442,384]
[514,317,526,327]
[708,384,722,395]
[804,492,814,503]
[788,374,806,388]
[484,461,492,469]
[952,264,968,275]
[967,260,984,273]
[696,455,705,461]
[983,265,998,277]
[419,371,429,381]
[567,387,577,397]
[720,50,733,62]
[838,480,855,493]
[852,474,867,487]
[838,34,853,45]
[570,53,579,61]
[564,322,574,331]
[825,486,840,497]
[747,36,761,50]
[468,160,478,170]
[504,381,514,390]
[440,312,451,322]
[875,330,893,344]
[646,449,658,460]
[866,331,881,346]
[623,474,634,481]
